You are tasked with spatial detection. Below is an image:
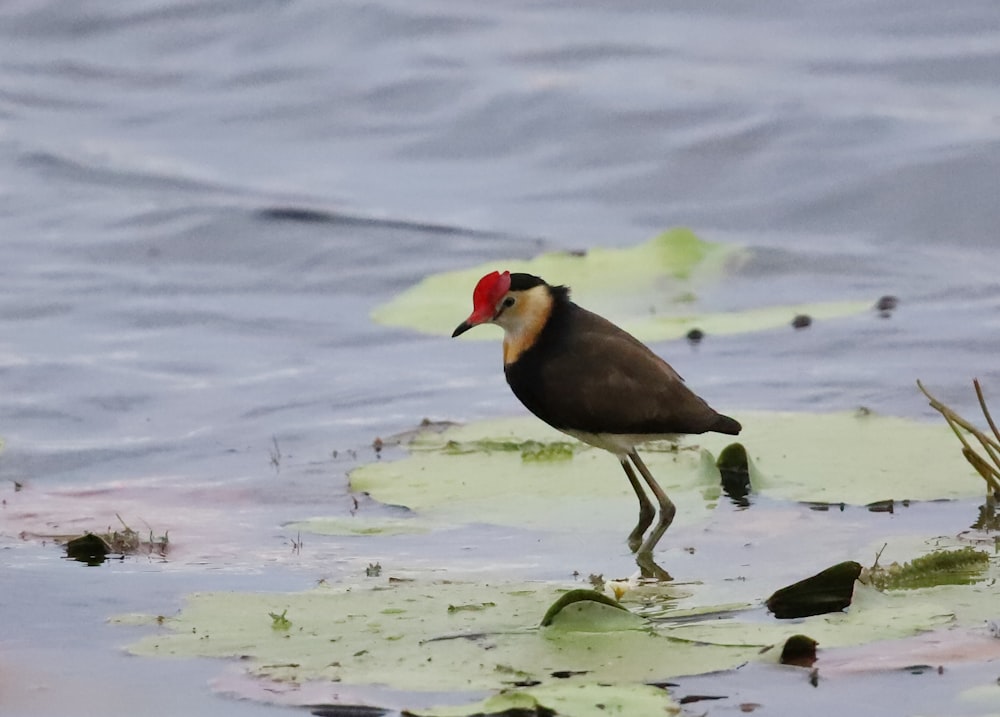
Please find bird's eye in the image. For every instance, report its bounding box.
[502,296,516,308]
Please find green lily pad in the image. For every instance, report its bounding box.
[122,559,998,709]
[539,589,642,630]
[345,411,984,539]
[667,583,957,651]
[114,399,1000,714]
[371,229,870,342]
[124,579,756,693]
[622,299,873,342]
[407,682,680,717]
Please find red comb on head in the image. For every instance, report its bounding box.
[472,270,511,313]
[453,270,512,335]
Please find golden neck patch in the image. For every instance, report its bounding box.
[500,285,553,365]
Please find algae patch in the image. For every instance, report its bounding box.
[865,546,991,591]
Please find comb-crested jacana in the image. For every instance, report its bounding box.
[453,271,741,577]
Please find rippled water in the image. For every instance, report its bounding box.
[3,1,1000,715]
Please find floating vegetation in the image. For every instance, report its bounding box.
[539,589,632,628]
[65,533,111,566]
[864,546,991,591]
[520,440,576,462]
[344,411,980,548]
[780,634,819,667]
[62,515,169,565]
[716,442,751,503]
[766,561,863,619]
[442,438,577,461]
[447,601,496,614]
[269,610,292,631]
[372,229,872,343]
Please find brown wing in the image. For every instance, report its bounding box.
[507,304,729,436]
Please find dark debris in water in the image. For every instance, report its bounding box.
[804,501,846,512]
[678,694,727,704]
[65,533,110,566]
[550,669,589,679]
[780,634,819,668]
[791,314,812,330]
[402,708,555,717]
[311,705,391,717]
[866,499,895,513]
[61,516,169,566]
[901,664,942,676]
[766,561,862,619]
[875,295,900,317]
[716,442,751,506]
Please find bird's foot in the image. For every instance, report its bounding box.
[635,550,672,581]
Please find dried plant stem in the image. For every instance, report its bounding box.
[917,379,1000,495]
[973,379,1000,445]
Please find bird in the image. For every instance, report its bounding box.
[452,270,741,576]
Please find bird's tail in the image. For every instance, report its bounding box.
[711,414,742,435]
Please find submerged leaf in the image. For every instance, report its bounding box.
[65,532,111,565]
[716,442,751,502]
[779,634,819,667]
[766,561,863,619]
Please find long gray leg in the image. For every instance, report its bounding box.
[629,450,677,558]
[621,458,655,552]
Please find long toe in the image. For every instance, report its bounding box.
[635,550,672,581]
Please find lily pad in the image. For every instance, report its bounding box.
[667,583,958,651]
[122,561,998,710]
[371,230,870,342]
[114,401,1000,715]
[125,579,756,694]
[619,299,873,343]
[539,589,642,630]
[342,411,985,541]
[405,682,680,717]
